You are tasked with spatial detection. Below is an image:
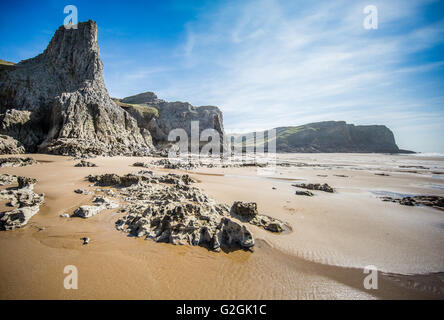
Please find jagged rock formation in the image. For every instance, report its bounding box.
[81,171,290,251]
[74,160,97,167]
[292,183,334,193]
[74,196,118,218]
[380,195,444,211]
[0,175,44,230]
[0,135,25,154]
[119,92,225,151]
[231,201,287,233]
[0,156,37,168]
[230,121,410,153]
[0,20,153,156]
[295,190,314,196]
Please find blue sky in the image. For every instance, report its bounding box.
[1,0,443,152]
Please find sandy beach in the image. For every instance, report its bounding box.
[0,153,443,299]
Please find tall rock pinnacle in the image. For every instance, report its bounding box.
[0,20,153,156]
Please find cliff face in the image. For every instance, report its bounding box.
[120,92,225,149]
[0,21,153,156]
[231,121,404,153]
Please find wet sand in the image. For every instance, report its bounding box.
[0,153,443,299]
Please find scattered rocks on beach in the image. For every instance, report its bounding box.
[0,157,37,168]
[74,196,118,218]
[0,174,44,230]
[381,195,444,210]
[292,183,334,193]
[75,160,97,167]
[132,162,150,168]
[84,171,289,252]
[295,190,314,196]
[0,173,17,186]
[74,189,94,195]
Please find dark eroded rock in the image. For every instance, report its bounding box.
[75,160,97,167]
[292,183,334,193]
[0,157,37,168]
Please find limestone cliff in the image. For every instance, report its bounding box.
[0,21,153,156]
[231,121,408,153]
[119,92,225,150]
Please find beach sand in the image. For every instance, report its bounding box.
[0,153,443,299]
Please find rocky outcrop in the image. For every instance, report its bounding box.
[0,157,37,168]
[292,183,334,193]
[74,196,118,218]
[0,21,153,156]
[82,171,273,251]
[0,175,44,230]
[0,135,25,154]
[119,92,225,151]
[231,201,287,233]
[295,190,314,196]
[381,195,444,211]
[230,121,409,153]
[74,160,97,167]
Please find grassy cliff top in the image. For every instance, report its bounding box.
[112,98,159,119]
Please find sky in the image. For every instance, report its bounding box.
[0,0,443,153]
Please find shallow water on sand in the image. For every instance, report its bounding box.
[0,153,443,299]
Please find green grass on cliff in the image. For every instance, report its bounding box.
[0,59,15,66]
[0,59,16,71]
[112,98,159,119]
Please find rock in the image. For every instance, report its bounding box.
[292,183,334,193]
[60,213,70,218]
[230,201,287,233]
[295,190,314,196]
[380,195,444,210]
[0,135,25,154]
[0,157,37,168]
[0,20,153,156]
[75,160,97,167]
[0,173,17,186]
[17,176,37,189]
[232,201,258,218]
[0,176,44,230]
[87,173,143,187]
[74,196,118,218]
[375,173,390,176]
[133,162,149,168]
[109,171,265,251]
[81,237,90,245]
[216,217,255,248]
[74,189,93,195]
[265,222,284,233]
